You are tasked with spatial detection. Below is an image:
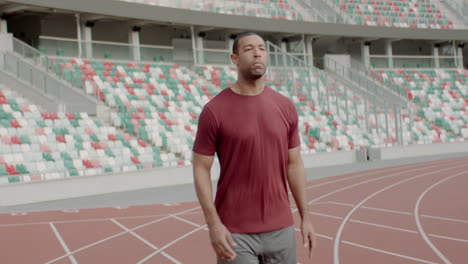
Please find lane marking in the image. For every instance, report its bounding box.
[170,215,208,231]
[327,201,412,215]
[333,163,468,264]
[45,206,201,264]
[349,219,417,234]
[111,219,181,264]
[294,227,334,240]
[306,159,463,211]
[342,241,439,264]
[317,201,468,223]
[49,223,78,264]
[0,211,202,228]
[137,225,206,264]
[304,159,456,190]
[414,171,467,264]
[422,215,468,224]
[429,234,468,243]
[310,211,343,220]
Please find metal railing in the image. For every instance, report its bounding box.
[39,36,174,62]
[368,55,460,69]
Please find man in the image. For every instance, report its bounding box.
[193,32,315,263]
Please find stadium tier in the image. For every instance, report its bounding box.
[371,68,468,137]
[0,87,179,184]
[334,0,455,28]
[121,0,304,21]
[48,57,220,165]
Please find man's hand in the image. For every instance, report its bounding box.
[209,222,237,261]
[301,218,316,259]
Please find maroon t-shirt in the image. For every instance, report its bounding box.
[193,86,300,234]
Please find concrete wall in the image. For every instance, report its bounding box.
[1,140,467,206]
[40,14,76,38]
[8,0,468,41]
[381,141,468,160]
[0,150,356,206]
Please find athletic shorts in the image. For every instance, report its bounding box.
[217,225,297,264]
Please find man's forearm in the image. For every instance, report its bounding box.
[193,167,222,227]
[288,160,310,220]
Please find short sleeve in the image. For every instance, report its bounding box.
[193,106,217,156]
[288,101,300,149]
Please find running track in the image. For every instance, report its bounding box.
[1,156,467,264]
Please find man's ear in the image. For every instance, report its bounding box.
[231,53,238,66]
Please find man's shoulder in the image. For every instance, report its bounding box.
[203,88,231,111]
[267,86,294,106]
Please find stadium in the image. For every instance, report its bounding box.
[0,0,467,263]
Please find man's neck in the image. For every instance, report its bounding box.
[231,77,265,96]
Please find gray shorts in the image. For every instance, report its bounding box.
[217,225,297,264]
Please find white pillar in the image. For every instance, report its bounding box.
[281,39,288,67]
[385,40,393,68]
[305,35,314,67]
[190,26,197,65]
[0,17,7,33]
[82,21,93,58]
[75,14,82,57]
[0,33,13,52]
[456,43,464,69]
[196,32,204,64]
[227,35,235,65]
[361,41,370,69]
[129,26,140,62]
[432,44,440,68]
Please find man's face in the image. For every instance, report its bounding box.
[231,35,268,80]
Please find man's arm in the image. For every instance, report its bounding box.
[287,146,315,258]
[192,152,237,261]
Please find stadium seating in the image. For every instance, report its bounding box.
[334,0,454,29]
[48,57,220,164]
[121,0,304,21]
[370,68,467,138]
[0,88,169,184]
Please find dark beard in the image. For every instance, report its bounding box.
[242,67,265,81]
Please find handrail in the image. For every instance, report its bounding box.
[325,56,408,107]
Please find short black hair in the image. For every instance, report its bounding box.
[232,32,265,55]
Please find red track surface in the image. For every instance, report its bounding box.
[1,156,467,264]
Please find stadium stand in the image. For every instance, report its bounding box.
[333,0,455,28]
[370,68,468,137]
[0,86,177,184]
[121,0,305,21]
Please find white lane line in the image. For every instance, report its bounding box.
[45,206,201,264]
[110,219,181,264]
[305,159,461,210]
[0,211,203,228]
[349,219,417,234]
[327,201,413,215]
[137,225,206,264]
[305,156,467,191]
[422,215,468,224]
[310,210,468,243]
[305,160,444,190]
[171,215,208,231]
[293,227,334,240]
[342,241,439,264]
[49,223,78,264]
[429,234,468,243]
[333,163,468,264]
[310,211,343,220]
[414,171,467,264]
